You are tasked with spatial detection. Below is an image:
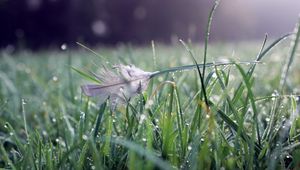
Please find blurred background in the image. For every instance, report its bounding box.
[1,0,300,50]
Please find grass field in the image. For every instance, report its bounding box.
[0,33,300,169]
[1,2,300,167]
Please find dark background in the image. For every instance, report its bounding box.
[1,0,300,50]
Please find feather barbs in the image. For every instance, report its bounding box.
[81,64,152,110]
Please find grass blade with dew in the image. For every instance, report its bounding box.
[232,33,292,105]
[71,66,101,84]
[179,39,209,110]
[99,137,174,170]
[76,42,106,60]
[202,0,220,80]
[149,61,260,78]
[235,63,261,146]
[280,17,300,92]
[232,34,268,105]
[93,101,107,140]
[67,51,75,103]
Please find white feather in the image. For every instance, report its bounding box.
[81,64,152,110]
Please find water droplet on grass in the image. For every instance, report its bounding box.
[42,130,48,136]
[187,146,192,151]
[22,98,27,105]
[82,135,88,140]
[80,112,85,119]
[52,76,58,82]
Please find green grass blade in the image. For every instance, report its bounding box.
[234,63,261,146]
[202,0,220,79]
[94,101,107,140]
[71,66,101,84]
[280,17,300,91]
[232,33,291,105]
[108,137,174,170]
[180,39,209,108]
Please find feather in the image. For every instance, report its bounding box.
[81,61,260,110]
[81,64,152,110]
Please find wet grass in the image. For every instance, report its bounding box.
[1,2,300,169]
[0,32,300,169]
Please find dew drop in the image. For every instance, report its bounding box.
[142,138,147,142]
[22,98,27,105]
[42,130,47,136]
[61,43,67,50]
[82,135,88,140]
[80,112,85,119]
[187,146,192,151]
[52,76,58,82]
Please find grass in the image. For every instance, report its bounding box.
[1,4,300,170]
[0,36,299,169]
